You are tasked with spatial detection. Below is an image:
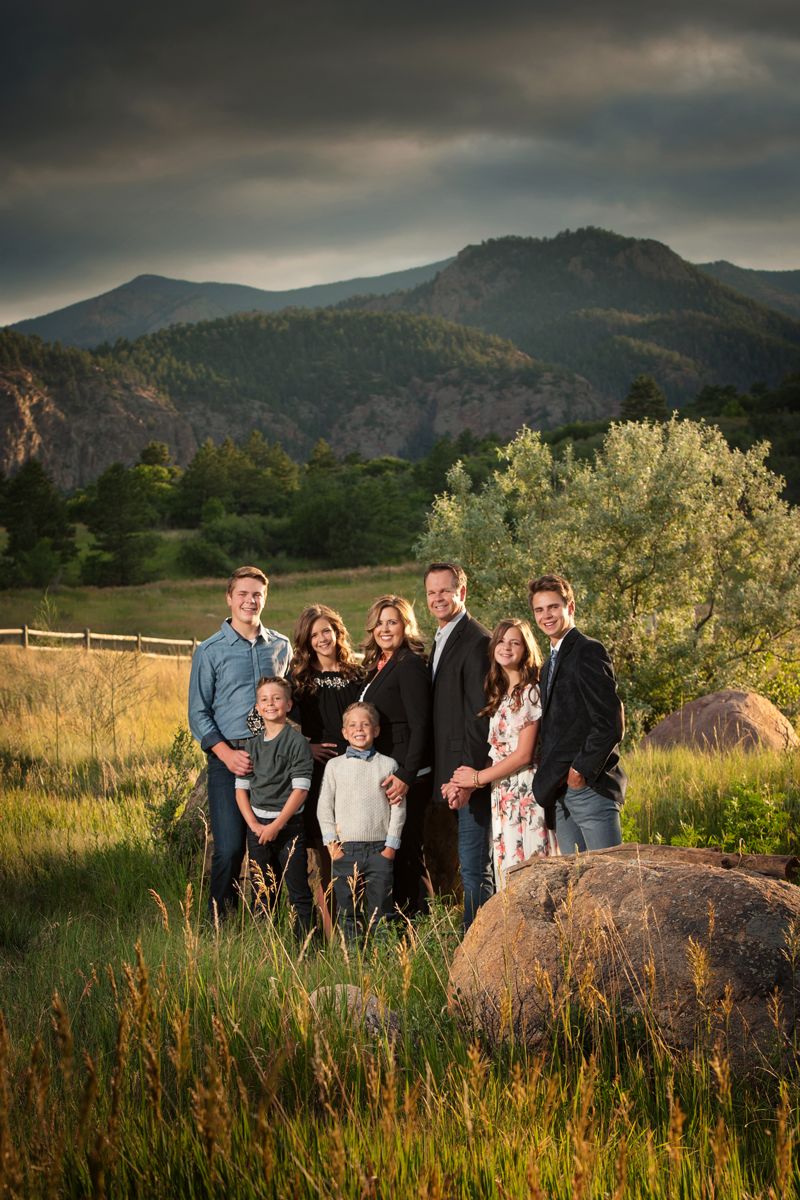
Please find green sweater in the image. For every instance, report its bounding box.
[236,725,314,817]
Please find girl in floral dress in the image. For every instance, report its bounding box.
[452,618,557,885]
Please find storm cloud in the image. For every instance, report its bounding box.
[2,0,799,323]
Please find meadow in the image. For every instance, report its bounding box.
[0,566,422,644]
[1,645,799,1197]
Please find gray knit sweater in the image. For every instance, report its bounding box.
[317,752,406,849]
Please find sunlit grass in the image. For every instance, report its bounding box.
[1,648,799,1195]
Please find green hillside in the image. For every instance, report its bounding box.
[0,311,602,490]
[99,307,542,419]
[357,228,800,405]
[696,261,800,320]
[10,259,454,348]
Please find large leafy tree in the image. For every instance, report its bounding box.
[417,420,800,731]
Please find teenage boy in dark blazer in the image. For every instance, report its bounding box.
[425,562,494,929]
[529,573,626,854]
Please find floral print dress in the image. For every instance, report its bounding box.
[488,684,553,884]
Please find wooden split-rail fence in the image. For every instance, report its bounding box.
[0,625,196,658]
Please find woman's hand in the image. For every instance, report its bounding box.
[311,742,338,764]
[381,773,409,805]
[451,764,479,789]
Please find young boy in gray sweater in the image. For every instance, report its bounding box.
[317,702,406,941]
[235,676,314,937]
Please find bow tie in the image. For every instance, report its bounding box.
[345,747,376,760]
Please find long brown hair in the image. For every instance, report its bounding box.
[481,618,542,717]
[361,595,427,671]
[291,604,363,694]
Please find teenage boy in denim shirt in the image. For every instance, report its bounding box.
[189,565,292,919]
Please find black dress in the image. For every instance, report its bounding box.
[293,669,365,844]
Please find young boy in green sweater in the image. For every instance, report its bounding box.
[235,676,314,936]
[317,702,406,941]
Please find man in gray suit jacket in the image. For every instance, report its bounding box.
[530,573,626,853]
[424,562,494,929]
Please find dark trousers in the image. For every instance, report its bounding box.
[332,841,394,942]
[207,754,247,919]
[393,774,432,919]
[246,814,313,938]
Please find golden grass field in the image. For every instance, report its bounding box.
[1,638,799,1197]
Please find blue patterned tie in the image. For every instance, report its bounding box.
[545,648,558,700]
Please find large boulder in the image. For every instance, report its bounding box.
[448,845,800,1069]
[642,689,799,752]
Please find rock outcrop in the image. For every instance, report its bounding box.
[448,845,800,1069]
[308,985,402,1043]
[0,368,198,489]
[642,689,799,752]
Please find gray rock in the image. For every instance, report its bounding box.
[642,689,799,752]
[448,848,800,1069]
[308,984,402,1043]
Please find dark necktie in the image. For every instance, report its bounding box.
[545,648,558,700]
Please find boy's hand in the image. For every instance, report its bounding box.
[380,847,396,860]
[327,841,344,861]
[256,822,280,844]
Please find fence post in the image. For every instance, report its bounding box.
[192,637,198,654]
[22,624,29,649]
[84,628,91,651]
[137,633,143,653]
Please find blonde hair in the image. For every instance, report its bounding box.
[342,701,380,726]
[361,595,426,670]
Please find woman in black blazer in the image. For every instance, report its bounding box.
[360,594,433,919]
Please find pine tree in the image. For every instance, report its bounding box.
[620,374,669,422]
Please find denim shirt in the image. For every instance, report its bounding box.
[188,619,292,752]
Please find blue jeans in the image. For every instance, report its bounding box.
[556,785,622,855]
[207,754,247,919]
[457,791,494,930]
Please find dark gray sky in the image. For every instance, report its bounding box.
[2,0,799,324]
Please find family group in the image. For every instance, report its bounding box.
[187,562,627,940]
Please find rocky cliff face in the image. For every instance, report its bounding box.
[0,369,198,489]
[0,358,604,488]
[330,368,603,459]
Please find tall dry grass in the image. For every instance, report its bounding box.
[1,646,799,1196]
[0,646,190,766]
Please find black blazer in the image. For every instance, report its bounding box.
[430,612,491,794]
[360,646,432,787]
[533,626,626,813]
